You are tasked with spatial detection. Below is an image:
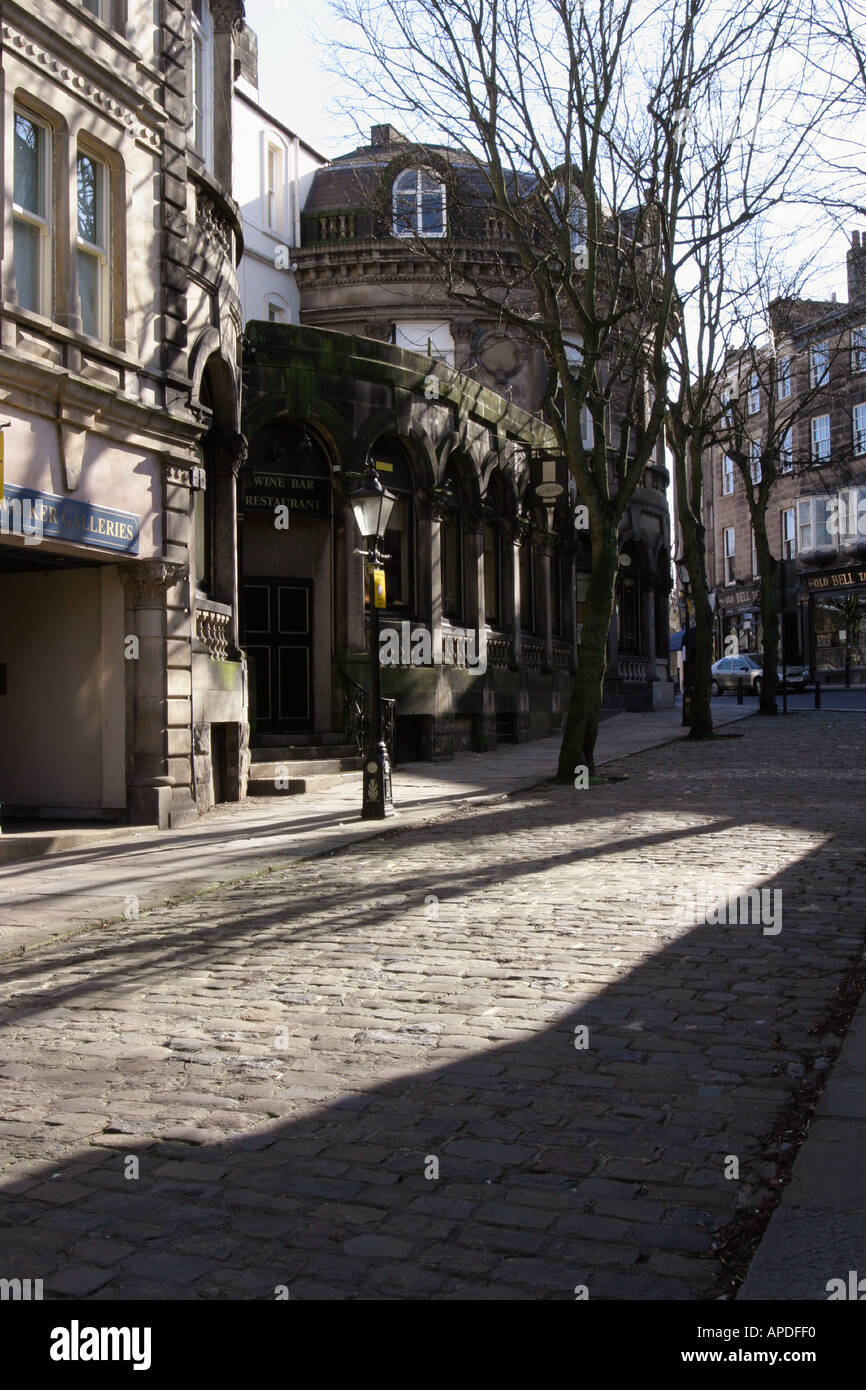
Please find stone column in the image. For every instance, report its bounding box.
[210,1,245,193]
[508,517,530,669]
[643,577,658,676]
[119,560,188,830]
[207,430,246,652]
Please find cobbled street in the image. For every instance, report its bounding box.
[1,713,864,1300]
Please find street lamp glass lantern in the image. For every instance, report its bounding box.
[349,463,397,544]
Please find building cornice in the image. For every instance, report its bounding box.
[2,16,165,151]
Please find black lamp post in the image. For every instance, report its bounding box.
[349,459,397,819]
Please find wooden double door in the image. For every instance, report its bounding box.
[242,579,314,733]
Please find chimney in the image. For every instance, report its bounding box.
[370,125,406,148]
[848,229,866,303]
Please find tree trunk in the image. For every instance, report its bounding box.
[757,542,779,716]
[675,431,714,740]
[556,519,619,778]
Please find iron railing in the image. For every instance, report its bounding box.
[343,674,396,760]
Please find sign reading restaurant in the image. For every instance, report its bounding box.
[803,566,866,593]
[1,483,139,554]
[241,472,331,516]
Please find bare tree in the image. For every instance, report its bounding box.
[328,0,833,771]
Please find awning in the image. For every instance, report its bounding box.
[669,628,685,652]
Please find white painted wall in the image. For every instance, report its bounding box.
[233,81,325,328]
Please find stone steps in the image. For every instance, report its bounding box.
[246,761,362,797]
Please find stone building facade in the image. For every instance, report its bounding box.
[239,123,674,760]
[0,0,247,827]
[704,232,866,681]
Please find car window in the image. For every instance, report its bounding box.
[717,658,731,671]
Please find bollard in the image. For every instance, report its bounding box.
[815,680,821,710]
[737,677,744,705]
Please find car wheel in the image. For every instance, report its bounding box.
[754,678,762,697]
[711,680,721,697]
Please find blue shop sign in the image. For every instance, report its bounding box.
[1,484,139,555]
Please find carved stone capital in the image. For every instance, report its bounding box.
[119,560,188,608]
[509,515,532,545]
[208,431,248,476]
[532,529,556,556]
[210,0,245,34]
[465,505,486,536]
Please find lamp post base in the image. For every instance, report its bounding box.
[361,741,394,819]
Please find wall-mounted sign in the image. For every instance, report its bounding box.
[1,483,139,554]
[535,481,563,500]
[804,567,866,593]
[372,568,386,608]
[718,584,760,609]
[242,472,331,516]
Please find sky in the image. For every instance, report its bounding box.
[243,0,363,158]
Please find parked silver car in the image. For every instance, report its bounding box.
[710,655,810,696]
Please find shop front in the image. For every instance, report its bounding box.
[803,565,866,684]
[715,583,762,659]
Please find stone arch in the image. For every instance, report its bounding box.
[190,330,239,430]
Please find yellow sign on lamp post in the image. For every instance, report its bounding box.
[372,567,386,609]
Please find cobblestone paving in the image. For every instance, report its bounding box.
[0,714,864,1300]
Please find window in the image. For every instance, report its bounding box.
[749,440,762,483]
[723,527,735,583]
[852,326,866,373]
[566,191,587,263]
[810,339,829,388]
[483,521,500,626]
[440,473,462,621]
[782,507,796,559]
[853,402,866,456]
[83,0,110,18]
[393,320,455,366]
[810,413,830,463]
[267,301,286,323]
[722,455,734,495]
[721,387,732,424]
[618,574,640,652]
[779,426,793,472]
[265,143,282,231]
[392,168,446,238]
[519,532,534,631]
[373,444,414,611]
[13,111,51,317]
[777,356,791,399]
[77,151,109,340]
[191,0,213,170]
[748,372,760,415]
[797,499,812,553]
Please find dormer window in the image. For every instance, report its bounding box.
[392,168,446,238]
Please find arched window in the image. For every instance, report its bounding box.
[392,168,446,238]
[483,474,504,627]
[371,441,415,612]
[440,469,463,621]
[519,527,534,633]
